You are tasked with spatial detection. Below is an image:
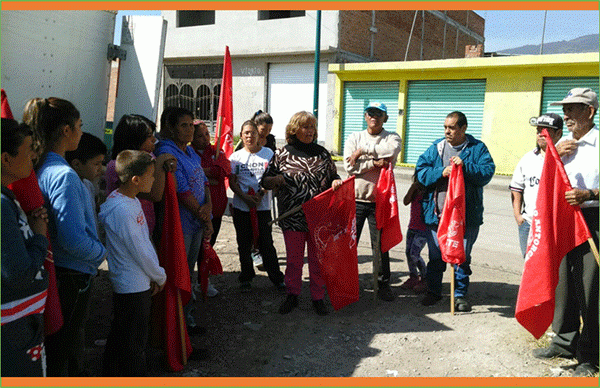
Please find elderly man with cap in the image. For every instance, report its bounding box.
[415,111,495,312]
[344,102,402,301]
[531,88,599,377]
[510,113,564,257]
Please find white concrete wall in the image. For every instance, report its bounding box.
[162,10,339,59]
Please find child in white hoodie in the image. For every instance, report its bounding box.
[99,150,166,376]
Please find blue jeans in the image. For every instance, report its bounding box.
[424,225,480,298]
[518,220,530,258]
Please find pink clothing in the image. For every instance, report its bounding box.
[104,159,155,235]
[282,230,325,300]
[408,192,427,231]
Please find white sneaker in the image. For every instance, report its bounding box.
[206,283,219,297]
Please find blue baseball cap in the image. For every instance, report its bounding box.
[364,102,387,114]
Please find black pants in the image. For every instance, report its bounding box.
[210,216,223,246]
[355,201,391,285]
[44,267,93,376]
[550,207,599,365]
[102,290,152,376]
[232,208,284,285]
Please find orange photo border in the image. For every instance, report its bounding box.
[1,1,599,387]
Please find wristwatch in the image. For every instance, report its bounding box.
[587,189,598,201]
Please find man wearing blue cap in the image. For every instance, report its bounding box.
[415,111,495,312]
[344,102,402,301]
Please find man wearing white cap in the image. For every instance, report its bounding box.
[510,113,563,257]
[531,88,599,377]
[344,102,402,301]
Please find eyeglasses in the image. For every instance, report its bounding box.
[366,110,384,118]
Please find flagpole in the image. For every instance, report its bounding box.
[214,116,223,159]
[268,204,303,226]
[176,290,188,365]
[588,237,599,266]
[450,266,455,315]
[373,229,381,302]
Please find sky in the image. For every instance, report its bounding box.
[114,10,599,53]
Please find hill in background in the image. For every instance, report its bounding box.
[494,34,599,55]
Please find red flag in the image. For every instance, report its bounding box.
[302,177,359,311]
[214,46,234,159]
[1,88,14,119]
[9,170,63,335]
[437,163,466,265]
[375,164,403,253]
[158,172,192,371]
[515,129,592,339]
[198,239,223,299]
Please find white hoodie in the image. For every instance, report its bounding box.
[99,191,166,294]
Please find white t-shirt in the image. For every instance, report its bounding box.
[559,126,599,209]
[509,148,544,223]
[229,147,273,212]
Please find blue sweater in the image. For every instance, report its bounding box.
[415,134,495,227]
[37,152,106,275]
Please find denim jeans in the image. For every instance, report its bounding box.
[424,225,480,298]
[518,219,531,258]
[355,202,390,284]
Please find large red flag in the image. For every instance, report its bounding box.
[158,172,192,371]
[437,163,466,265]
[515,129,592,339]
[302,177,359,311]
[375,164,403,253]
[215,46,234,159]
[9,170,64,335]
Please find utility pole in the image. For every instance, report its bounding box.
[313,10,321,118]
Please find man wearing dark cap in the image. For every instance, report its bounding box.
[531,88,599,377]
[344,102,402,301]
[510,113,564,257]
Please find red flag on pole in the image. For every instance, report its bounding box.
[1,88,14,119]
[302,177,359,310]
[158,172,192,371]
[214,46,234,159]
[515,129,592,339]
[9,170,64,335]
[437,163,466,265]
[375,164,403,253]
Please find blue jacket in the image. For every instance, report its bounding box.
[37,152,106,275]
[415,134,495,227]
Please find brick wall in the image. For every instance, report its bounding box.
[338,10,484,62]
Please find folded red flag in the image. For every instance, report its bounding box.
[9,170,63,335]
[302,177,359,311]
[198,239,223,299]
[437,162,466,265]
[158,172,192,371]
[375,163,403,253]
[515,129,592,339]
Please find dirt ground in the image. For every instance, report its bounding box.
[83,213,581,379]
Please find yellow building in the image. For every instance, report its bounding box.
[330,52,599,175]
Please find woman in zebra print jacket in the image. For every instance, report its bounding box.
[262,111,342,316]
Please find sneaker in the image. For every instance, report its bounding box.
[239,281,252,293]
[278,294,299,314]
[421,292,442,306]
[413,279,428,294]
[377,284,395,301]
[399,274,420,290]
[312,299,328,316]
[532,346,575,360]
[573,362,599,377]
[206,283,219,297]
[454,297,472,312]
[276,281,286,292]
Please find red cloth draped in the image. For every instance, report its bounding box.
[158,172,192,371]
[437,163,466,265]
[302,177,359,311]
[198,239,223,299]
[375,164,403,253]
[197,144,231,217]
[9,170,64,335]
[1,88,14,119]
[214,46,234,159]
[515,129,592,339]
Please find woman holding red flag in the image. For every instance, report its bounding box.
[262,111,342,316]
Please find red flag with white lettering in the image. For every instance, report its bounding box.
[437,163,466,265]
[515,129,592,339]
[215,46,234,159]
[375,164,403,253]
[302,177,359,310]
[158,172,193,371]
